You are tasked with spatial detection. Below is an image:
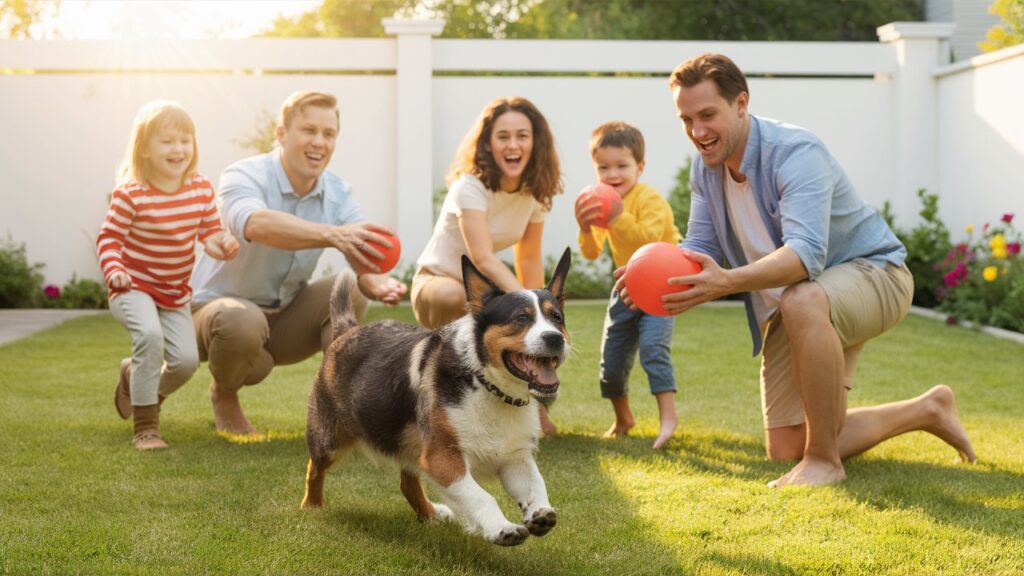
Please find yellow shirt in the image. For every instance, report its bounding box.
[577,182,682,268]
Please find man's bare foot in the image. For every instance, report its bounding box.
[602,419,634,439]
[768,457,846,488]
[652,417,677,449]
[210,381,256,435]
[539,405,557,437]
[922,384,976,463]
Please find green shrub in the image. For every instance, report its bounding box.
[881,189,952,308]
[937,213,1023,332]
[53,275,109,309]
[0,235,44,308]
[545,248,615,300]
[668,157,692,239]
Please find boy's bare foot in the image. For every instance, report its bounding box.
[210,380,256,435]
[602,419,634,439]
[539,405,557,437]
[768,457,846,488]
[652,417,677,449]
[923,384,976,463]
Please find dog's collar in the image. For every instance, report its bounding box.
[476,373,529,407]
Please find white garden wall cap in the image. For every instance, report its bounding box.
[877,22,956,43]
[382,18,446,36]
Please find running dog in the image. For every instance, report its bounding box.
[301,249,571,546]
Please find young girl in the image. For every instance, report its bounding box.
[411,96,563,434]
[97,100,238,450]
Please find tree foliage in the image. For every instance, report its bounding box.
[260,0,921,40]
[979,0,1024,52]
[0,0,60,39]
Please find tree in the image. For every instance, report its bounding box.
[979,0,1024,52]
[260,0,922,41]
[0,0,60,39]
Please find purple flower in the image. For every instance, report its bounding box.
[43,284,60,299]
[1002,213,1014,224]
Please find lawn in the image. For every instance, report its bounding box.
[1,302,1022,575]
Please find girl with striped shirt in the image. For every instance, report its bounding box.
[97,100,239,450]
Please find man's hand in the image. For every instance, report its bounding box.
[357,273,407,307]
[613,250,726,316]
[326,222,397,273]
[203,231,240,261]
[108,270,131,291]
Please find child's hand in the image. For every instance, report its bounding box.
[574,193,603,231]
[606,194,624,225]
[204,231,240,261]
[108,271,131,291]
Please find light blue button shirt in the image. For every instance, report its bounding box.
[681,115,906,355]
[190,150,363,308]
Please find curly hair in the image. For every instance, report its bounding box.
[446,96,562,210]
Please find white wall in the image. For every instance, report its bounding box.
[935,45,1024,240]
[2,29,1020,288]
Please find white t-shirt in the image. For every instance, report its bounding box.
[723,169,784,330]
[416,174,547,280]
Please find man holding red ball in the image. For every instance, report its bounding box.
[618,53,975,487]
[189,91,407,436]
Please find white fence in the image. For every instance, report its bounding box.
[1,20,1021,287]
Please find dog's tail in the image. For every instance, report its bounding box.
[329,269,363,340]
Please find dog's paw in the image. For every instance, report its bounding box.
[489,524,529,547]
[525,507,557,536]
[430,503,454,522]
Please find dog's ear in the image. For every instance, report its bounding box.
[544,247,572,304]
[462,255,502,315]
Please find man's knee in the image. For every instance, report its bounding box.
[209,305,268,354]
[779,282,829,326]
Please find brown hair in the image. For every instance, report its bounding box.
[446,96,563,210]
[668,53,749,104]
[278,91,339,130]
[117,100,198,187]
[589,121,645,164]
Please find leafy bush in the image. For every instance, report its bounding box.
[881,189,952,308]
[545,248,615,299]
[0,236,44,308]
[937,213,1023,332]
[50,275,109,309]
[668,157,692,239]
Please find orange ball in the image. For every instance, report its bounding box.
[579,183,621,228]
[353,233,401,275]
[624,242,701,316]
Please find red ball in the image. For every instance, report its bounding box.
[579,183,621,228]
[353,233,401,275]
[624,242,701,316]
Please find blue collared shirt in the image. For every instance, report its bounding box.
[190,150,363,308]
[681,115,906,355]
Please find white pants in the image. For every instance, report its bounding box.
[109,290,199,406]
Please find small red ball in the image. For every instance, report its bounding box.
[624,242,701,316]
[353,233,401,275]
[579,183,622,228]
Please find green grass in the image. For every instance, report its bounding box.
[1,303,1022,575]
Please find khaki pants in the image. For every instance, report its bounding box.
[760,260,913,428]
[191,273,367,392]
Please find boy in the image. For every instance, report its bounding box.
[575,121,682,449]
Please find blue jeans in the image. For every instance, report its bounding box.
[599,289,676,399]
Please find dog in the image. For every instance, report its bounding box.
[301,248,571,546]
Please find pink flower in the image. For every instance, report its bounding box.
[1002,213,1014,224]
[944,271,960,288]
[954,262,968,280]
[43,284,60,299]
[945,315,958,325]
[1008,242,1021,256]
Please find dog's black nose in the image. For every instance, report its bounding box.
[541,332,564,350]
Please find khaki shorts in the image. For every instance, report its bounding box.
[410,268,465,329]
[760,260,913,429]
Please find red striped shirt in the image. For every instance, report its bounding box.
[96,174,223,308]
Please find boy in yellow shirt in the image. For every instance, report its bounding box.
[575,121,683,449]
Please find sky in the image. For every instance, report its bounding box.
[50,0,322,39]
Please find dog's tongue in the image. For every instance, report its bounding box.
[530,358,558,387]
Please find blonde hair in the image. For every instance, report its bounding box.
[590,121,645,164]
[446,96,563,210]
[117,100,198,187]
[278,91,339,130]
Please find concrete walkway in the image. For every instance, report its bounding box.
[0,309,106,346]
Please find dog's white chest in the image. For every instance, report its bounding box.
[447,392,539,472]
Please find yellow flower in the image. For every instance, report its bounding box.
[966,224,974,234]
[983,266,998,281]
[990,233,1006,251]
[993,247,1008,260]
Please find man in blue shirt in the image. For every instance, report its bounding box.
[190,91,406,436]
[620,53,975,487]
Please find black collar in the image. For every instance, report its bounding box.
[476,372,529,407]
